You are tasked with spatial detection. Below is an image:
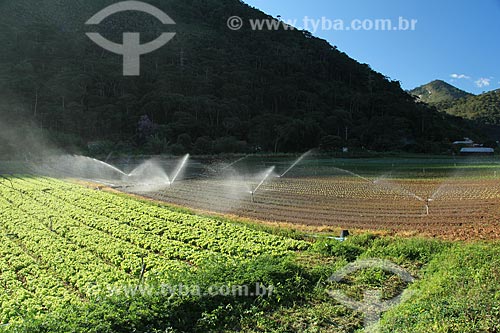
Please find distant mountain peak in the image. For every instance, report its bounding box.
[410,80,473,104]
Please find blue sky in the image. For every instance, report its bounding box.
[243,0,500,94]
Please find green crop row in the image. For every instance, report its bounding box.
[0,181,188,277]
[17,176,309,254]
[0,178,216,266]
[0,176,309,326]
[0,233,80,325]
[0,195,131,287]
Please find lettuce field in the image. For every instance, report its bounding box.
[0,175,306,326]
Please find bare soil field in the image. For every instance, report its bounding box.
[126,176,500,241]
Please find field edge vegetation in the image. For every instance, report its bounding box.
[0,177,498,332]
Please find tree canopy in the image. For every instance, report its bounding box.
[0,0,489,155]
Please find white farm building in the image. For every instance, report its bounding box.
[460,147,494,155]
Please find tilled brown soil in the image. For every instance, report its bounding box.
[124,177,500,241]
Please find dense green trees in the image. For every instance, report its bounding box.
[0,0,488,155]
[436,90,500,125]
[411,81,500,129]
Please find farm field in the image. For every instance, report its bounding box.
[118,156,500,241]
[0,171,498,332]
[0,175,306,327]
[14,155,500,240]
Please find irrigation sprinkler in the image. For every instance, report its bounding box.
[334,229,350,241]
[425,198,433,215]
[250,166,276,202]
[308,230,350,242]
[126,158,172,189]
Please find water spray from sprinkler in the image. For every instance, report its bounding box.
[331,166,371,183]
[280,150,312,178]
[220,155,248,171]
[373,177,425,204]
[90,158,127,176]
[169,154,190,186]
[125,159,171,188]
[104,152,114,163]
[251,166,276,202]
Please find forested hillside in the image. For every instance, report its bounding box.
[0,0,487,155]
[435,90,500,125]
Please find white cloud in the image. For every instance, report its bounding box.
[475,78,491,88]
[450,73,470,79]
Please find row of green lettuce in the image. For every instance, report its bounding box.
[0,175,307,327]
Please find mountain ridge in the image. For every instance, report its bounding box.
[409,80,474,104]
[435,89,500,125]
[411,80,500,126]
